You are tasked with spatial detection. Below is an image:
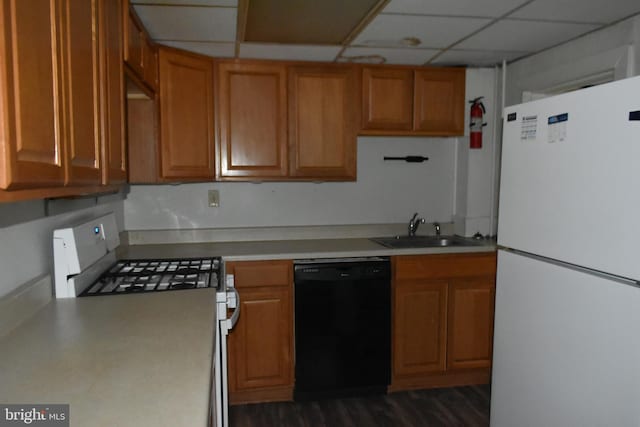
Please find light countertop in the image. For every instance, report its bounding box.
[117,237,496,262]
[0,235,495,427]
[0,289,217,427]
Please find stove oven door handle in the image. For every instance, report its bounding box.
[228,288,241,330]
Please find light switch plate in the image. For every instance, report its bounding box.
[208,190,219,207]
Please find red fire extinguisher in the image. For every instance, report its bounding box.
[469,97,486,149]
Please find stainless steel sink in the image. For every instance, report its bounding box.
[370,235,482,249]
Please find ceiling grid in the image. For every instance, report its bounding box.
[131,0,640,66]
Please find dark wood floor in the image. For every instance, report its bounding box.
[229,385,491,427]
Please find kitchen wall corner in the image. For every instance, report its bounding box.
[0,196,125,298]
[454,67,500,237]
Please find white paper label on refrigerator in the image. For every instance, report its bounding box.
[520,115,538,140]
[547,113,568,143]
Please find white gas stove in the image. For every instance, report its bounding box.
[53,213,221,297]
[52,213,239,427]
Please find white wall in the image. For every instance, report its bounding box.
[506,15,640,106]
[454,67,500,237]
[0,198,124,298]
[125,137,457,229]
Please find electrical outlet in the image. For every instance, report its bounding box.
[208,190,219,207]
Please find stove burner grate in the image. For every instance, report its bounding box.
[169,282,197,290]
[81,257,220,296]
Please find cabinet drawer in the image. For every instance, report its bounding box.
[228,260,292,288]
[394,253,496,280]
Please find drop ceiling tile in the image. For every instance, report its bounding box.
[239,44,342,62]
[430,49,527,66]
[134,5,236,42]
[159,41,235,57]
[352,14,492,48]
[456,19,599,52]
[383,0,527,18]
[510,0,640,24]
[338,47,440,65]
[131,0,237,5]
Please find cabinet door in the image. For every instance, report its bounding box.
[124,6,143,76]
[60,0,102,185]
[229,287,293,391]
[447,278,495,370]
[393,280,448,377]
[362,67,413,131]
[218,62,287,179]
[143,38,158,91]
[226,260,293,403]
[288,65,358,180]
[158,48,215,180]
[414,68,465,135]
[0,0,65,189]
[99,0,126,184]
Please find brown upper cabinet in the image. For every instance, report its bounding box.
[123,1,157,93]
[362,68,413,131]
[216,61,359,182]
[288,65,359,180]
[217,62,288,180]
[414,68,465,134]
[0,0,66,190]
[59,0,102,186]
[158,47,215,181]
[124,4,143,77]
[142,38,158,91]
[100,0,127,185]
[361,66,465,136]
[0,0,125,194]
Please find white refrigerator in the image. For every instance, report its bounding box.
[491,76,640,427]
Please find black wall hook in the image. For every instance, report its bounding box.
[383,156,429,163]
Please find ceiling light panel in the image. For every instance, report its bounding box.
[239,44,343,61]
[339,47,441,65]
[510,0,640,24]
[159,41,235,57]
[352,14,492,48]
[244,0,380,44]
[134,5,237,41]
[382,0,529,18]
[456,19,599,52]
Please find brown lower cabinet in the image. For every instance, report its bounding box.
[225,253,495,404]
[226,260,294,405]
[391,252,497,391]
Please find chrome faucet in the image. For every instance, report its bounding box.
[408,213,425,237]
[433,222,441,237]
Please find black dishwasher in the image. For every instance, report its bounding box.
[293,257,391,401]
